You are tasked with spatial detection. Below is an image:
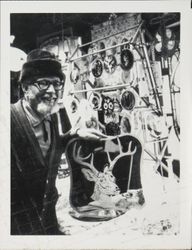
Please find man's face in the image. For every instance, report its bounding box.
[24,76,62,117]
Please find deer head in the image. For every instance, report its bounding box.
[72,143,120,201]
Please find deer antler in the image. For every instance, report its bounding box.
[107,138,137,171]
[72,142,98,176]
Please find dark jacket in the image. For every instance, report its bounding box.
[11,100,71,235]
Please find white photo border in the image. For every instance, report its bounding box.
[1,1,192,249]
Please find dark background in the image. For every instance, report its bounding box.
[11,13,180,53]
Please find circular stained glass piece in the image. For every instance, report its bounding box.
[91,59,103,78]
[120,49,134,71]
[120,90,136,111]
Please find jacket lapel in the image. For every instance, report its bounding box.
[12,100,47,167]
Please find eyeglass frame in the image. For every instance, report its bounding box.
[33,79,64,91]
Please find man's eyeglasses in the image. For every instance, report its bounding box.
[34,79,64,91]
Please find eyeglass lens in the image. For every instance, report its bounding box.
[36,80,64,90]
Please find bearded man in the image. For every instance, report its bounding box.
[11,49,103,235]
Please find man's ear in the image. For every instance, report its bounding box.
[21,83,28,93]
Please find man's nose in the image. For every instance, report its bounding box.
[46,83,56,93]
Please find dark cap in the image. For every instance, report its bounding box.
[19,49,65,83]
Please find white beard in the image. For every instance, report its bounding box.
[36,100,56,116]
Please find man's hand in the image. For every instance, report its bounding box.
[69,115,107,140]
[76,128,107,140]
[70,126,107,140]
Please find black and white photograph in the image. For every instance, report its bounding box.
[0,1,192,249]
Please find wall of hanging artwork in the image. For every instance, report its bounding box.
[64,13,180,186]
